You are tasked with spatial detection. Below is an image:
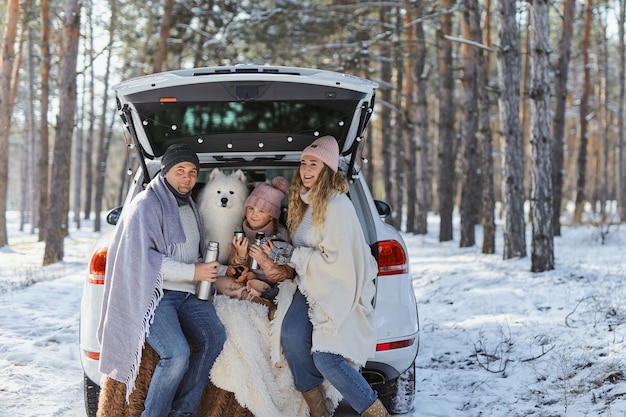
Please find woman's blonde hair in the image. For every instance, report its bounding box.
[287,165,349,236]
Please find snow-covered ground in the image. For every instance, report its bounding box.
[1,210,626,417]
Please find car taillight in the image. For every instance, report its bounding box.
[88,247,108,285]
[84,350,101,360]
[376,338,415,351]
[376,240,408,275]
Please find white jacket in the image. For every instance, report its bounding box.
[273,192,377,366]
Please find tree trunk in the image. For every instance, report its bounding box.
[573,0,593,223]
[498,0,526,259]
[470,0,496,254]
[529,0,554,272]
[18,7,29,233]
[598,17,609,220]
[72,56,86,229]
[380,7,395,225]
[459,1,479,248]
[552,0,575,236]
[483,0,492,76]
[84,6,95,221]
[192,18,211,68]
[94,0,117,232]
[438,0,456,242]
[27,21,38,236]
[43,0,82,265]
[153,0,174,73]
[521,6,532,220]
[404,7,417,234]
[618,0,626,221]
[38,0,52,242]
[0,0,20,247]
[393,7,405,232]
[410,0,429,235]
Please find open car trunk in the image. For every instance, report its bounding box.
[114,65,377,186]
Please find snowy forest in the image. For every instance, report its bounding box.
[0,0,625,272]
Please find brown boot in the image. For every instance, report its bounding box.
[361,398,391,417]
[250,295,277,320]
[302,385,332,417]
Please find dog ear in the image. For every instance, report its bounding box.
[234,169,246,184]
[209,168,222,182]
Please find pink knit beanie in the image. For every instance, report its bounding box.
[301,135,339,172]
[244,176,290,219]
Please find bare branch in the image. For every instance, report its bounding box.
[442,34,497,53]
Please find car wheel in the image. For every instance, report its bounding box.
[387,361,416,414]
[84,373,100,417]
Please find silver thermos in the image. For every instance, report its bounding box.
[249,232,265,270]
[197,241,219,300]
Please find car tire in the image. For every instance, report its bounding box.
[84,373,100,417]
[387,361,416,414]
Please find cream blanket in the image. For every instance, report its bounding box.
[210,294,341,417]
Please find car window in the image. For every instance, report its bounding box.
[134,101,355,155]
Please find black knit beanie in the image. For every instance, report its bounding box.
[161,143,200,174]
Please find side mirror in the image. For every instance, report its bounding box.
[106,206,123,226]
[374,200,391,219]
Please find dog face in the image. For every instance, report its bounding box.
[202,168,248,211]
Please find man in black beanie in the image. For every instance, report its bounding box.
[161,143,200,175]
[161,143,201,206]
[98,143,226,416]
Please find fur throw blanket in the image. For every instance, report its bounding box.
[210,295,308,416]
[97,294,341,417]
[97,343,253,417]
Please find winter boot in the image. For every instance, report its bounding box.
[250,295,277,320]
[302,385,332,417]
[361,398,391,417]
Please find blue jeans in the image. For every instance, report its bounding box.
[281,290,378,414]
[141,290,226,417]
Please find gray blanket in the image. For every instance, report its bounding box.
[97,174,205,400]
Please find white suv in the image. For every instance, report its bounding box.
[80,65,419,416]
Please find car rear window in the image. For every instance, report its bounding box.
[133,100,357,155]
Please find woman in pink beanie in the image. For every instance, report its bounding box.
[274,135,391,416]
[216,176,295,315]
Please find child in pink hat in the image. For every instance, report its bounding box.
[216,176,295,318]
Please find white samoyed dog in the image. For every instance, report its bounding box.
[197,168,248,264]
